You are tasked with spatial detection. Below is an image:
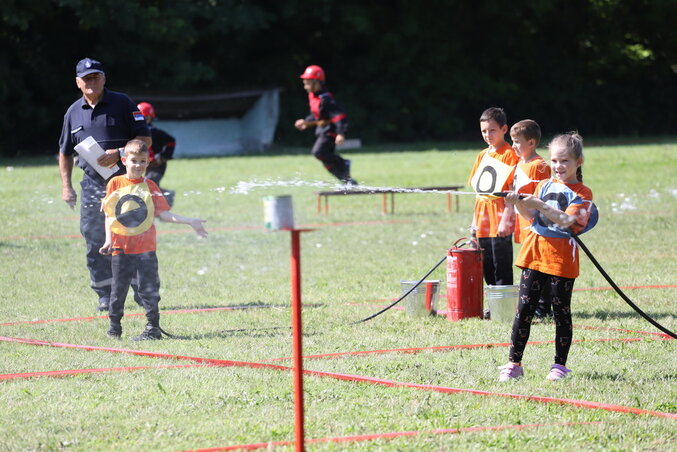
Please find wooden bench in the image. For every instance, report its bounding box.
[315,185,464,215]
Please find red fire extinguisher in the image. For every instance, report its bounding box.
[446,235,484,321]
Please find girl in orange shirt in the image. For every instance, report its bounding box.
[498,132,597,382]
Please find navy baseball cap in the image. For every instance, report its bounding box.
[76,58,104,78]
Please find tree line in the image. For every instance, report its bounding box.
[1,0,674,156]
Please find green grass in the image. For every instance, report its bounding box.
[0,141,675,451]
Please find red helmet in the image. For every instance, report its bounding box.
[137,102,156,119]
[299,65,325,81]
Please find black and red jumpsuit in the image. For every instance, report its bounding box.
[305,89,351,181]
[145,125,176,186]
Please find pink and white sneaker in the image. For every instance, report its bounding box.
[546,364,571,381]
[498,363,524,382]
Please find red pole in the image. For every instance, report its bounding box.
[289,229,305,452]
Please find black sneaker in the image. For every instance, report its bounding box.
[97,299,110,312]
[131,325,162,341]
[107,323,122,339]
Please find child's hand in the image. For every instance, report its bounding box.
[335,134,345,145]
[99,242,112,255]
[504,191,520,205]
[190,219,208,238]
[294,119,307,130]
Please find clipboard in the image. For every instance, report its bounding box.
[74,136,118,180]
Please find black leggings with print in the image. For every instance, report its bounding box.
[509,268,575,366]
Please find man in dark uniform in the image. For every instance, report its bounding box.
[294,65,357,185]
[137,101,176,206]
[58,58,151,311]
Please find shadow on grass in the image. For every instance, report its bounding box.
[579,370,677,382]
[166,325,294,341]
[575,310,676,321]
[0,242,28,249]
[162,302,325,311]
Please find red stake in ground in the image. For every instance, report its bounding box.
[286,228,313,452]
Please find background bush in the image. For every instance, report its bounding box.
[1,0,675,156]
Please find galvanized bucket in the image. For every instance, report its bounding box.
[485,284,518,322]
[400,280,440,317]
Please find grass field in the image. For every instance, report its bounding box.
[0,140,675,451]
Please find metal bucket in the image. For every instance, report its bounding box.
[263,195,294,231]
[400,280,440,317]
[485,285,518,322]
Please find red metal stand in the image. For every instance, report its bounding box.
[286,228,313,452]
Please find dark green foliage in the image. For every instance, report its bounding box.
[1,0,675,156]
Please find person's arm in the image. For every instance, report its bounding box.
[59,153,77,209]
[508,193,576,229]
[294,118,308,130]
[322,95,348,145]
[496,203,515,237]
[158,211,208,238]
[99,216,113,255]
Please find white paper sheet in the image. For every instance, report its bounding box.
[74,136,118,180]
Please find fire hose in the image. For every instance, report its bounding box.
[352,255,447,324]
[571,232,675,339]
[355,192,676,339]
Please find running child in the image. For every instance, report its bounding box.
[294,65,357,186]
[499,132,597,381]
[468,107,520,285]
[99,140,207,340]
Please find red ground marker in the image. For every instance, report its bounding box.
[0,364,205,381]
[1,335,674,420]
[183,421,603,451]
[267,336,671,362]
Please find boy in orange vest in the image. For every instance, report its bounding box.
[510,120,553,317]
[100,140,207,340]
[468,107,519,285]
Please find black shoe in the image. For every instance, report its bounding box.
[97,299,110,312]
[132,325,162,341]
[107,323,122,339]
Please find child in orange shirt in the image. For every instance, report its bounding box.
[510,120,551,243]
[100,140,207,340]
[468,107,519,285]
[510,120,552,318]
[499,132,597,382]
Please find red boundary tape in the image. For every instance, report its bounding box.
[0,364,205,381]
[185,421,603,451]
[267,336,671,362]
[1,335,674,420]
